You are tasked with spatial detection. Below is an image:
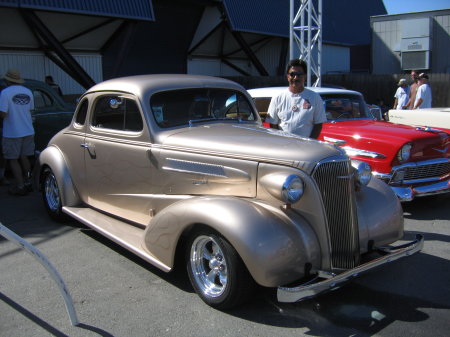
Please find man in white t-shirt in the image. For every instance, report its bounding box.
[393,78,409,110]
[413,73,432,109]
[266,59,327,139]
[0,69,35,195]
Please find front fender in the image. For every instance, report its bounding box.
[143,196,321,287]
[39,145,81,207]
[356,177,404,251]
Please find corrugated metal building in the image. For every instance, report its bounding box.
[371,9,450,74]
[1,0,387,94]
[0,0,155,94]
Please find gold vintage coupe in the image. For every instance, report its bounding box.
[38,74,423,309]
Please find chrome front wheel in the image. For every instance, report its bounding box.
[190,235,228,298]
[186,228,254,309]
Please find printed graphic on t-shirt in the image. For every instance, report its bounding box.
[303,99,311,109]
[13,94,31,105]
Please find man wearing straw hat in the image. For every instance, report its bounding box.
[0,69,35,195]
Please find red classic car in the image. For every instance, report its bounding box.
[248,87,450,201]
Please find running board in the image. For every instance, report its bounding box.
[63,206,171,272]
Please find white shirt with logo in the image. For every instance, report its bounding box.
[266,88,327,137]
[0,85,35,138]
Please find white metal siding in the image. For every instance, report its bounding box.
[0,51,102,94]
[322,45,350,74]
[372,20,402,74]
[372,13,450,73]
[434,15,450,73]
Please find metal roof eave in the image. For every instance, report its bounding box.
[0,0,155,21]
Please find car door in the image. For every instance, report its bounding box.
[83,93,155,225]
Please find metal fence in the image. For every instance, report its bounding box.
[226,73,450,108]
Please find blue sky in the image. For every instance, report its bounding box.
[383,0,450,14]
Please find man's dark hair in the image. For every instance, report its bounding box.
[286,59,307,75]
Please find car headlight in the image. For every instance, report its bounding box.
[351,160,372,186]
[260,173,304,204]
[397,143,412,162]
[281,175,304,204]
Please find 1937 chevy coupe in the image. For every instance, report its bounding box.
[39,75,423,309]
[248,87,450,202]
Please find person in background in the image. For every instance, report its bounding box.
[413,73,432,109]
[0,116,9,186]
[404,70,419,109]
[45,75,63,96]
[265,58,327,139]
[393,78,409,110]
[0,82,8,185]
[0,69,35,195]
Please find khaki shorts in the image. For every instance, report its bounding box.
[2,135,35,159]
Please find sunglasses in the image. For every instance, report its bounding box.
[289,72,305,77]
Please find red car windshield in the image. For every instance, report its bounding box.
[320,94,371,121]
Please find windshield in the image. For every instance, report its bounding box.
[252,93,371,123]
[150,88,257,128]
[321,94,371,121]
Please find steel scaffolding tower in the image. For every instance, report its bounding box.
[290,0,322,87]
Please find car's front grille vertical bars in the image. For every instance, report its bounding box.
[312,158,360,269]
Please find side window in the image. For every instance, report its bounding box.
[75,99,89,125]
[92,96,143,132]
[33,90,53,109]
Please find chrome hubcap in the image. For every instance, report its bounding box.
[190,235,228,297]
[44,172,60,212]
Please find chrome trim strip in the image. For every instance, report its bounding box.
[415,126,448,133]
[341,146,386,159]
[163,158,227,177]
[277,234,424,303]
[162,158,251,182]
[392,158,450,171]
[323,136,347,145]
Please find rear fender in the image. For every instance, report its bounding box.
[143,196,321,287]
[39,146,81,207]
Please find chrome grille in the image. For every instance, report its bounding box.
[312,157,360,269]
[403,161,450,181]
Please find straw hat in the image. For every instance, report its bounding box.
[3,69,24,84]
[397,78,407,86]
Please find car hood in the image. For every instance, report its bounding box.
[321,119,450,161]
[324,119,444,141]
[160,123,344,173]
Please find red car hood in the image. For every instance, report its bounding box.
[320,119,450,172]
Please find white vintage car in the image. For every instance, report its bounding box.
[38,75,423,309]
[388,108,450,133]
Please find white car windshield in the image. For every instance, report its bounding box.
[320,94,371,121]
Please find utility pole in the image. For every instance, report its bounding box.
[290,0,322,87]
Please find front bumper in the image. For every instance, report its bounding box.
[391,180,450,201]
[277,234,424,303]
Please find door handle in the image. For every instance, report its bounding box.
[80,143,94,149]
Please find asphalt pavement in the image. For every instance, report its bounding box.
[1,184,449,337]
